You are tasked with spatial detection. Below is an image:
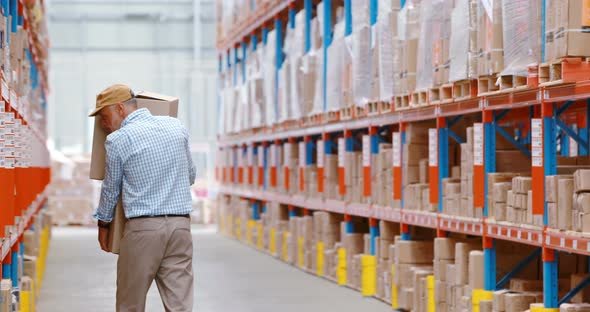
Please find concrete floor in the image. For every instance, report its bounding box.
[38,226,392,312]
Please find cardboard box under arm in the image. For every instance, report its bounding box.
[89,91,179,254]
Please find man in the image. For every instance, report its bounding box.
[89,84,196,312]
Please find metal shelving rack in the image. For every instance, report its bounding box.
[216,0,590,309]
[0,0,51,292]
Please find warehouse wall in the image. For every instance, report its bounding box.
[46,0,218,156]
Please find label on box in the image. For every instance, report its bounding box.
[317,140,324,168]
[299,142,305,168]
[473,123,483,166]
[338,138,345,167]
[283,143,291,168]
[531,119,543,167]
[429,128,438,166]
[392,132,401,167]
[270,144,277,167]
[362,135,370,167]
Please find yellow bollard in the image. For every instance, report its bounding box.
[269,228,277,255]
[282,232,289,262]
[256,223,263,249]
[235,218,242,241]
[297,237,304,268]
[427,275,435,312]
[472,289,493,312]
[20,290,31,312]
[246,220,256,245]
[337,248,347,286]
[361,255,376,296]
[316,242,324,277]
[391,264,399,309]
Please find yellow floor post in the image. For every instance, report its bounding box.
[269,228,277,255]
[282,232,289,261]
[20,291,31,312]
[472,289,493,312]
[337,248,347,286]
[256,223,263,249]
[246,220,255,245]
[297,236,304,268]
[427,275,435,312]
[361,255,376,297]
[316,242,324,277]
[391,264,398,309]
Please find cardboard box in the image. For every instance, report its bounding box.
[509,279,543,292]
[546,0,590,61]
[493,289,511,312]
[504,293,537,312]
[469,251,484,289]
[434,259,454,282]
[455,242,480,286]
[395,240,434,264]
[435,280,446,303]
[577,193,590,214]
[494,182,512,203]
[1,279,10,312]
[89,92,179,254]
[575,170,590,193]
[480,300,493,312]
[434,237,456,260]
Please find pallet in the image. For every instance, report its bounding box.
[410,90,429,107]
[366,101,380,116]
[379,101,392,113]
[429,87,441,104]
[499,74,528,92]
[477,74,500,95]
[439,83,454,103]
[394,94,410,110]
[340,106,365,120]
[539,57,590,86]
[303,113,323,126]
[324,110,340,123]
[452,79,478,101]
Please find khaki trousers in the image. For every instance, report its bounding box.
[116,216,194,312]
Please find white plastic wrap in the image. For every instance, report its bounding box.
[377,6,397,101]
[278,59,291,122]
[398,0,422,94]
[300,52,318,117]
[289,12,306,120]
[352,26,372,107]
[326,20,345,112]
[416,0,451,90]
[248,49,264,128]
[263,30,277,126]
[449,0,470,82]
[311,48,324,114]
[352,0,371,30]
[501,0,542,76]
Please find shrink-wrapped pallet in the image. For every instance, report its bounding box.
[501,0,542,77]
[326,20,346,112]
[352,0,372,107]
[263,30,277,126]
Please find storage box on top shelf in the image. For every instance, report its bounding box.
[501,0,542,77]
[545,0,590,62]
[397,0,421,95]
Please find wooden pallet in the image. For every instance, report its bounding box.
[439,83,454,103]
[324,110,340,123]
[394,94,410,110]
[303,113,323,126]
[539,57,590,86]
[379,101,392,113]
[340,106,365,120]
[367,101,380,116]
[410,90,429,107]
[499,74,528,92]
[453,79,478,101]
[477,74,500,95]
[429,87,441,104]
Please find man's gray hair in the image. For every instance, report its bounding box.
[124,97,138,108]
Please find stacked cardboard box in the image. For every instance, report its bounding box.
[372,143,394,206]
[397,0,421,95]
[492,182,512,221]
[279,143,299,194]
[323,154,339,199]
[488,173,522,222]
[303,165,319,198]
[433,238,457,312]
[48,157,101,226]
[472,0,504,77]
[560,303,590,312]
[573,170,590,232]
[344,233,365,289]
[393,239,434,311]
[343,151,363,203]
[461,127,474,216]
[546,175,574,230]
[403,123,434,211]
[376,221,398,300]
[442,178,461,216]
[544,0,590,63]
[448,241,481,312]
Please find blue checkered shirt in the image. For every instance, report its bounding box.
[94,108,196,222]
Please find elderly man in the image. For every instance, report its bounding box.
[89,84,195,312]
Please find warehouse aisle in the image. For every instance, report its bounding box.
[38,226,391,312]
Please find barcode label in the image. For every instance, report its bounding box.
[429,129,438,166]
[317,140,325,168]
[338,138,345,167]
[393,132,401,167]
[362,136,371,167]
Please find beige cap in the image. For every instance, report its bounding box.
[89,84,134,117]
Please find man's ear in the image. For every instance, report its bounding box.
[116,103,126,115]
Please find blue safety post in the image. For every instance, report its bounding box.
[304,0,312,53]
[10,247,16,288]
[241,40,247,84]
[306,136,314,166]
[263,143,269,190]
[369,219,379,255]
[234,47,239,87]
[275,15,283,123]
[2,256,10,280]
[438,118,449,213]
[253,201,260,220]
[541,0,547,62]
[289,4,295,29]
[581,100,590,156]
[262,24,269,45]
[9,0,15,33]
[344,0,352,36]
[560,275,590,305]
[401,124,410,241]
[262,203,267,214]
[16,0,20,26]
[323,0,332,112]
[483,110,497,291]
[252,33,258,52]
[370,0,378,26]
[400,0,407,8]
[543,99,559,309]
[496,248,541,290]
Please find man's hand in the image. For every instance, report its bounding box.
[98,226,110,252]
